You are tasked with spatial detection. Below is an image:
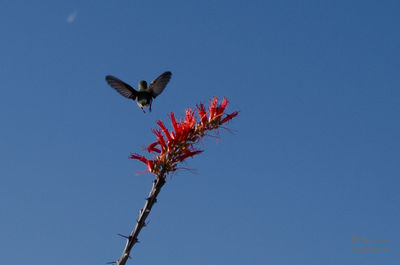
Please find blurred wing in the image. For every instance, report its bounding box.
[149,71,172,98]
[105,75,138,99]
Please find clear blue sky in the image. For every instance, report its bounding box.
[0,1,399,264]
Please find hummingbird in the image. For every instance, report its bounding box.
[105,71,172,112]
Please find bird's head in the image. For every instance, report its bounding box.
[138,80,148,90]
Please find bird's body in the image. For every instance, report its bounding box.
[105,71,172,112]
[136,91,153,110]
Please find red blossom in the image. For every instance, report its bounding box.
[185,109,196,127]
[215,97,228,118]
[208,97,218,121]
[131,97,238,177]
[196,103,208,124]
[220,97,228,110]
[130,153,154,172]
[175,109,195,141]
[176,150,203,161]
[221,111,239,124]
[153,129,167,152]
[170,112,179,135]
[147,142,161,153]
[157,120,172,143]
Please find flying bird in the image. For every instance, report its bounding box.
[105,71,172,112]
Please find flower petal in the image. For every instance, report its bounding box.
[221,111,239,124]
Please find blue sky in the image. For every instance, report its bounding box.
[0,0,399,264]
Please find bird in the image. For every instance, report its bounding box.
[105,71,172,113]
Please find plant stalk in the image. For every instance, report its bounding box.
[116,174,166,265]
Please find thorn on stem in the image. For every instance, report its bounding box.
[117,233,130,239]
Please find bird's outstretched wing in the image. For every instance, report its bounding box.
[149,71,172,98]
[105,75,138,100]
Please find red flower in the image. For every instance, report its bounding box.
[215,97,228,118]
[157,120,172,143]
[130,97,238,177]
[170,112,179,137]
[196,103,208,124]
[208,97,218,121]
[152,129,167,152]
[176,150,203,162]
[221,111,239,124]
[147,142,161,153]
[130,153,154,172]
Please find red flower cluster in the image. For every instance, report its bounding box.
[130,97,238,177]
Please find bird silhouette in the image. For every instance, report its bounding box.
[105,71,172,112]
